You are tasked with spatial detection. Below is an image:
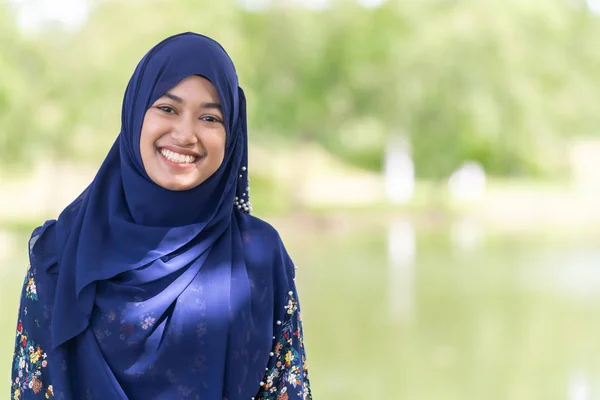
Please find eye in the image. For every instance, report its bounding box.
[201,115,223,124]
[156,105,176,114]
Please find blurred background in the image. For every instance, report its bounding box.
[1,0,600,398]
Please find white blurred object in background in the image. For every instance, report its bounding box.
[587,0,600,14]
[239,0,386,11]
[356,0,386,9]
[9,0,90,31]
[569,138,600,194]
[384,137,415,205]
[567,370,591,400]
[448,161,486,202]
[450,216,484,255]
[387,218,416,323]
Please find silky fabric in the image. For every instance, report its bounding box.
[30,32,280,399]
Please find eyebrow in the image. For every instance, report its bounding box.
[163,92,222,112]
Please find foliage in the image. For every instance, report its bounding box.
[1,0,600,178]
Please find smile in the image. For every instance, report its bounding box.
[159,148,198,165]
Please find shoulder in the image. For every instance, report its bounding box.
[28,219,58,271]
[238,213,284,250]
[29,220,54,248]
[237,213,293,270]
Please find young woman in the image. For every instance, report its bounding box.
[11,32,311,400]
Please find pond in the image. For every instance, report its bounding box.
[1,216,599,399]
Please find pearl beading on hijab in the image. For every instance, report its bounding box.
[234,166,252,214]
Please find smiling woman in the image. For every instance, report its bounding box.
[9,33,312,400]
[141,75,227,191]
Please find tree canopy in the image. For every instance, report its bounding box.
[1,0,599,178]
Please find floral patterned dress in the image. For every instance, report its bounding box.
[256,290,312,400]
[11,229,312,400]
[11,233,55,400]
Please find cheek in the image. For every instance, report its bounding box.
[140,114,166,148]
[218,136,226,157]
[206,132,227,158]
[139,117,165,171]
[140,126,155,149]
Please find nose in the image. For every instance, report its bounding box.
[170,114,199,146]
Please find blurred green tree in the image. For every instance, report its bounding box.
[2,0,600,179]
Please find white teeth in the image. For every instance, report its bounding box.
[160,148,197,164]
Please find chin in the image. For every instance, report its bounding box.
[148,166,214,191]
[161,181,200,192]
[162,173,210,191]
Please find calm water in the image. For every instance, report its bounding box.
[1,218,599,400]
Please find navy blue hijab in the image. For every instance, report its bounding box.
[35,32,279,399]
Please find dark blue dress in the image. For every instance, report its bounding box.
[11,225,312,400]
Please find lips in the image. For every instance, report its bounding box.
[160,148,197,164]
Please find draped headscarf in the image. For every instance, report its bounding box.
[33,32,279,399]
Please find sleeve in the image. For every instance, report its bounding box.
[11,230,56,400]
[255,243,312,400]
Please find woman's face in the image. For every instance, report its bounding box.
[140,75,226,191]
